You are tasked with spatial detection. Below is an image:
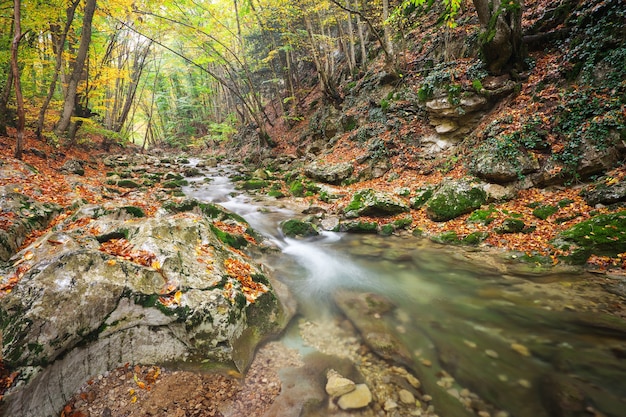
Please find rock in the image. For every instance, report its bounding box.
[325,369,356,397]
[410,187,435,208]
[0,203,291,417]
[384,398,398,410]
[183,166,202,177]
[0,188,61,261]
[471,147,540,184]
[304,161,353,185]
[482,183,518,202]
[399,389,416,404]
[337,384,372,410]
[60,158,85,176]
[252,168,269,180]
[581,181,626,206]
[344,188,410,218]
[420,135,455,157]
[281,219,319,238]
[425,179,487,222]
[496,218,526,234]
[435,120,459,134]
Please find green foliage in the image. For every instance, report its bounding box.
[472,79,483,93]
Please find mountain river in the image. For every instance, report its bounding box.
[183,164,626,417]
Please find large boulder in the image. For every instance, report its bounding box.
[425,179,487,222]
[344,189,410,218]
[581,181,626,206]
[470,147,540,183]
[0,202,291,417]
[304,161,353,185]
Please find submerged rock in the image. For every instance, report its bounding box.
[0,202,291,417]
[337,383,372,410]
[325,369,356,397]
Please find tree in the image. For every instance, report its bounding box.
[473,0,524,75]
[55,0,97,137]
[10,0,24,159]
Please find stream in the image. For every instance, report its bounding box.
[183,165,626,417]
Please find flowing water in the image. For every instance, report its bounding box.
[184,165,626,417]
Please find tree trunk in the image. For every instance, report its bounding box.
[36,0,80,139]
[473,0,524,75]
[55,0,97,136]
[10,0,24,159]
[0,70,13,136]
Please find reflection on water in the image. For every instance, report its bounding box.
[184,166,626,417]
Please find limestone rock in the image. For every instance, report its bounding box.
[304,161,353,185]
[582,181,626,206]
[337,384,372,410]
[0,202,291,417]
[325,369,356,397]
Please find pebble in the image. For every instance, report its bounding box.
[399,389,416,404]
[421,359,432,367]
[405,373,421,388]
[422,395,432,402]
[485,349,499,358]
[511,343,531,357]
[384,398,398,410]
[325,369,356,397]
[337,384,372,410]
[518,379,532,388]
[478,411,491,417]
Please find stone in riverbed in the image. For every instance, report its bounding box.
[304,161,353,185]
[399,389,416,404]
[337,384,372,410]
[344,188,409,218]
[325,369,356,397]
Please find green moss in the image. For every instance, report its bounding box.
[117,179,141,188]
[121,206,146,218]
[410,187,434,208]
[380,224,395,236]
[532,204,559,220]
[339,221,378,233]
[210,224,248,249]
[555,211,626,264]
[267,190,286,198]
[496,218,526,234]
[430,231,460,244]
[426,186,487,222]
[412,228,424,237]
[289,180,305,197]
[467,207,497,225]
[281,219,319,238]
[463,231,489,245]
[239,179,269,190]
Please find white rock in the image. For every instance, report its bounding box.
[325,369,356,397]
[384,398,398,411]
[337,384,372,410]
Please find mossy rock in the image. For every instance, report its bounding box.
[463,231,489,245]
[117,179,141,188]
[496,218,526,234]
[162,179,188,189]
[554,211,626,264]
[238,179,269,190]
[380,217,413,236]
[430,231,460,244]
[267,190,286,199]
[281,219,319,238]
[532,204,559,220]
[337,221,379,233]
[425,180,487,222]
[410,187,434,209]
[344,189,409,218]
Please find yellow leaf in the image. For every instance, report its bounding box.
[24,251,34,260]
[173,290,182,304]
[151,260,161,270]
[129,388,135,396]
[131,396,137,403]
[107,259,117,266]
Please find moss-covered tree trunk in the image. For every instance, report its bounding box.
[473,0,524,75]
